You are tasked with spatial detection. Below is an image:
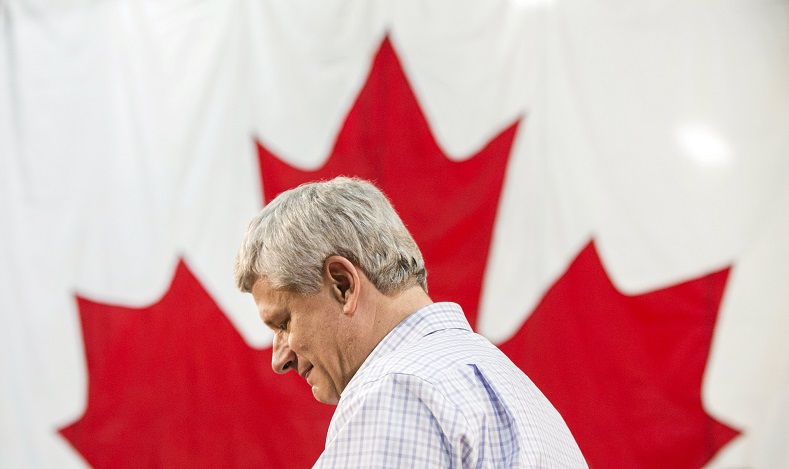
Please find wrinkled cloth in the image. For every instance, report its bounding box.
[314,302,587,468]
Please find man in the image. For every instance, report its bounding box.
[234,177,586,468]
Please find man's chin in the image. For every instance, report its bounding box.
[312,386,340,405]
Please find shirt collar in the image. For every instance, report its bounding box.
[342,302,471,396]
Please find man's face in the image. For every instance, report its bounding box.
[251,277,354,405]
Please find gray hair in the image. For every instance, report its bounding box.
[234,177,427,295]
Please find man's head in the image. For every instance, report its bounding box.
[234,177,429,404]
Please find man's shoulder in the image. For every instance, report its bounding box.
[348,326,515,397]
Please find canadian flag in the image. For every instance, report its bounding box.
[1,1,788,468]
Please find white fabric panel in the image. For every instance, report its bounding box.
[247,0,387,169]
[704,186,789,468]
[389,0,535,158]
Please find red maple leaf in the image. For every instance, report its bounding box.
[499,242,740,467]
[61,36,738,469]
[60,260,334,468]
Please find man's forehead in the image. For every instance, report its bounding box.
[250,276,274,296]
[251,278,291,311]
[250,275,289,294]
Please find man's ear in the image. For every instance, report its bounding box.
[324,256,359,315]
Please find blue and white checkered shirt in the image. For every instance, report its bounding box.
[314,302,587,468]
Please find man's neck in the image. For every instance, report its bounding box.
[377,285,432,333]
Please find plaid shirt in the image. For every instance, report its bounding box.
[313,302,587,468]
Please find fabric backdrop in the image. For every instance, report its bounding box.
[2,0,788,468]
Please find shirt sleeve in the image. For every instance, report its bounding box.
[313,373,476,469]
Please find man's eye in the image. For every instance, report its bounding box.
[278,320,289,331]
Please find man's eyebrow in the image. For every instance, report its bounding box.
[261,308,288,329]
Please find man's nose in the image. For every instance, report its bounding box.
[271,333,297,374]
